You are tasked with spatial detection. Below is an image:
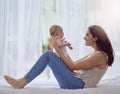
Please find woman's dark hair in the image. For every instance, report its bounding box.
[88,25,114,66]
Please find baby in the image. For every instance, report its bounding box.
[49,25,73,57]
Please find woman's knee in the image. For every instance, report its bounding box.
[44,50,55,57]
[44,50,60,61]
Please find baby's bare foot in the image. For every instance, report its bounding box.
[4,75,27,89]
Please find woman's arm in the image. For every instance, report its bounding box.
[67,55,74,62]
[55,38,71,48]
[53,41,106,71]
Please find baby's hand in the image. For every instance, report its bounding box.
[67,43,73,50]
[69,46,73,50]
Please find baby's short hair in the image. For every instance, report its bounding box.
[49,25,63,36]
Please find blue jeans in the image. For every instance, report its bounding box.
[24,50,85,89]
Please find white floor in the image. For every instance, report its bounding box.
[0,75,120,94]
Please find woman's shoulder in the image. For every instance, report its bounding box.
[94,51,108,59]
[87,51,108,64]
[88,51,104,57]
[93,51,108,68]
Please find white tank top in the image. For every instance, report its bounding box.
[75,66,108,88]
[75,51,108,88]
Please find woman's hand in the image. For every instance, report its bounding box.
[49,37,59,49]
[48,37,56,50]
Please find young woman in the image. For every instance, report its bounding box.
[4,25,114,89]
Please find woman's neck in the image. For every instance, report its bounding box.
[92,44,98,51]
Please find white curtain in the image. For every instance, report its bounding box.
[56,0,120,79]
[0,0,43,77]
[56,0,90,60]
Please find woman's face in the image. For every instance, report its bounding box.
[84,30,97,46]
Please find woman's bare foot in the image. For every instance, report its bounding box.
[4,75,27,89]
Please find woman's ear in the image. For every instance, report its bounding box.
[93,37,97,42]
